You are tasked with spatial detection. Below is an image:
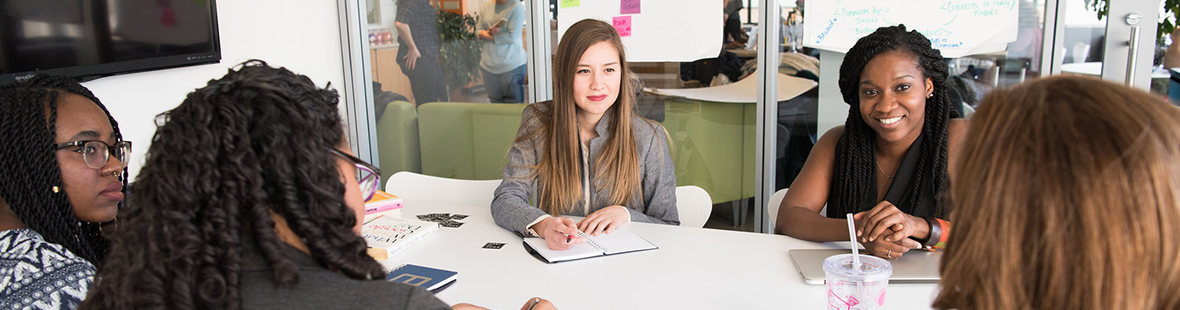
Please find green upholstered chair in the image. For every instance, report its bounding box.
[661,98,756,205]
[417,102,528,180]
[375,100,421,188]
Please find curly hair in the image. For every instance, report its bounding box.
[827,24,958,218]
[0,74,124,266]
[81,60,382,310]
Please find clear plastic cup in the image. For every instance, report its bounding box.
[823,254,893,310]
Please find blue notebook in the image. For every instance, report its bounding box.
[385,264,458,293]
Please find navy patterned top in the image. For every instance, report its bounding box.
[396,0,440,58]
[0,229,95,310]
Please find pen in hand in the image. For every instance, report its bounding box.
[566,229,592,244]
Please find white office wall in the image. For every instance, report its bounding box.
[81,0,346,180]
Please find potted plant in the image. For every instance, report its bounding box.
[436,10,483,94]
[1086,0,1180,67]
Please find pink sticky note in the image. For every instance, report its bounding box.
[621,0,640,14]
[612,16,632,37]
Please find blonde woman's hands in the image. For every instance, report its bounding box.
[530,217,585,251]
[578,205,629,236]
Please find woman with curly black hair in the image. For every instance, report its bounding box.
[81,60,555,310]
[774,25,967,259]
[0,75,129,309]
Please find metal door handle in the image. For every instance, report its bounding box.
[1126,26,1140,85]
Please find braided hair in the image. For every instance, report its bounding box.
[0,75,123,266]
[828,25,958,219]
[82,60,382,310]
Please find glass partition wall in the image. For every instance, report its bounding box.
[339,0,1164,234]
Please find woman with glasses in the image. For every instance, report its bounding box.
[0,75,128,309]
[82,60,556,310]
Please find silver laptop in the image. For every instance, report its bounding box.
[789,249,942,284]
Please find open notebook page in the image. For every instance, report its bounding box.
[523,238,603,262]
[523,229,657,263]
[586,229,658,255]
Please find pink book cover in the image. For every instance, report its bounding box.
[365,190,403,214]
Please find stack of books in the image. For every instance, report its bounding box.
[362,216,438,260]
[364,190,403,215]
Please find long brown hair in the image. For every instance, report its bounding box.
[934,75,1180,310]
[518,19,643,215]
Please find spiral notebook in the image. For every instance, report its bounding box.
[522,229,658,263]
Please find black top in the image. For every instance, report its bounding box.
[827,133,935,218]
[239,238,451,310]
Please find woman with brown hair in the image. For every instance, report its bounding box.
[492,19,678,251]
[934,75,1180,309]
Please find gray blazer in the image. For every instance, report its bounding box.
[491,102,679,236]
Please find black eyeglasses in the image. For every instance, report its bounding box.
[330,149,381,201]
[54,140,133,170]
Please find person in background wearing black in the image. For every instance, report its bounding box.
[394,0,449,105]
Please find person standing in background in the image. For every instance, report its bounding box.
[477,0,527,103]
[395,0,449,105]
[723,0,746,49]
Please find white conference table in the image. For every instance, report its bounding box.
[372,201,938,310]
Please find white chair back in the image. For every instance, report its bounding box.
[768,188,827,232]
[384,171,502,207]
[675,185,712,228]
[768,188,788,231]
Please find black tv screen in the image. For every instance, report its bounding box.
[0,0,220,85]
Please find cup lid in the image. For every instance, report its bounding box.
[822,253,893,280]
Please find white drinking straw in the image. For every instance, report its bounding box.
[846,213,861,270]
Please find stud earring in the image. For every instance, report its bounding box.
[927,93,932,98]
[52,186,60,193]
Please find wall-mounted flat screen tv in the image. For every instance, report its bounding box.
[0,0,220,85]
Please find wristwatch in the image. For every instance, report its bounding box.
[527,227,541,238]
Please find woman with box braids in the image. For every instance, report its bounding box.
[83,60,551,310]
[775,25,967,259]
[0,75,127,308]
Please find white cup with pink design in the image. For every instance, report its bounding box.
[823,254,892,310]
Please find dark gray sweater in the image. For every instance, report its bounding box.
[240,241,451,310]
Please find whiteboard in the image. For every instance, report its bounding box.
[557,0,722,62]
[803,0,1019,58]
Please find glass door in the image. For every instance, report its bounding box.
[1057,0,1163,93]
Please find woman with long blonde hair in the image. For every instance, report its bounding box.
[492,19,677,251]
[934,75,1180,309]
